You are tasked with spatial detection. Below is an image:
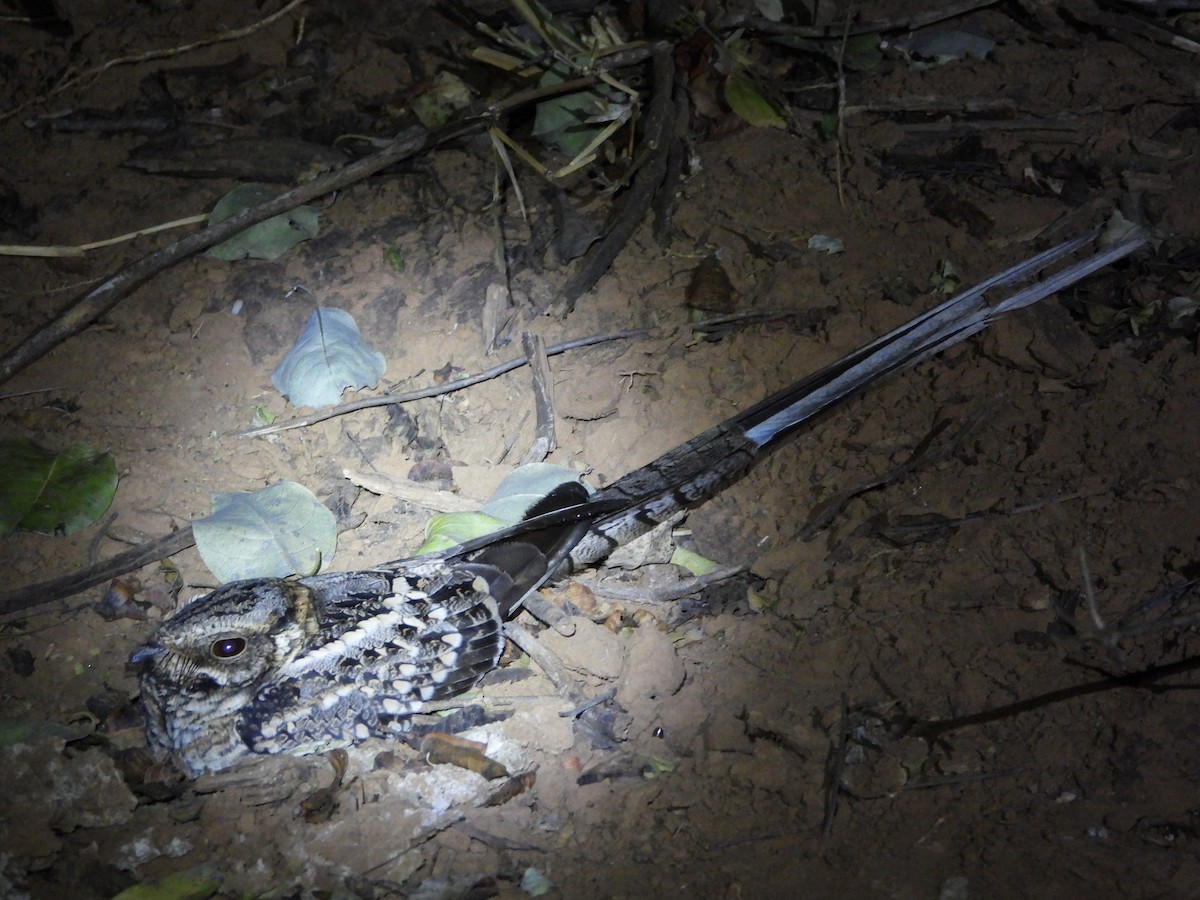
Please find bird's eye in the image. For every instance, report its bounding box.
[210,636,247,659]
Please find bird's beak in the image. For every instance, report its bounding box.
[128,642,164,672]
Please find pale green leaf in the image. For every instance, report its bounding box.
[478,463,583,522]
[272,308,387,408]
[670,546,721,576]
[193,481,336,582]
[808,234,845,255]
[843,33,883,71]
[110,868,221,900]
[415,464,586,555]
[204,184,320,261]
[411,71,473,127]
[417,511,509,555]
[724,72,787,129]
[533,65,623,157]
[892,30,995,66]
[520,867,554,897]
[752,0,784,21]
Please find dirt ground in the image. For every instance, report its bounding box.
[2,1,1199,897]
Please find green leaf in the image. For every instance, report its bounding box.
[418,511,509,555]
[818,112,838,140]
[751,0,784,21]
[520,867,554,897]
[385,246,407,273]
[415,464,585,555]
[478,463,583,522]
[842,33,883,72]
[670,546,720,576]
[272,308,387,408]
[930,259,961,295]
[203,184,320,261]
[0,438,117,536]
[724,72,787,129]
[250,404,276,427]
[807,234,845,255]
[110,868,221,900]
[533,65,623,158]
[410,71,473,128]
[893,30,995,66]
[193,481,336,582]
[0,717,90,746]
[641,754,678,778]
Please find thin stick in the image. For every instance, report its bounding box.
[341,468,480,512]
[235,327,651,437]
[0,215,210,258]
[519,331,556,464]
[1074,5,1200,55]
[909,654,1200,742]
[0,126,437,386]
[584,562,750,603]
[522,593,578,636]
[0,526,196,617]
[551,47,675,315]
[833,6,852,208]
[903,768,1022,791]
[1,0,311,123]
[842,94,1017,116]
[560,686,616,718]
[496,410,532,464]
[503,620,588,706]
[723,0,1001,38]
[0,50,666,385]
[822,692,850,838]
[1079,548,1107,632]
[0,386,65,400]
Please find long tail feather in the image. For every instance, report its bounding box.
[568,230,1146,566]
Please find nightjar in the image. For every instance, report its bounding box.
[130,229,1145,775]
[131,483,609,775]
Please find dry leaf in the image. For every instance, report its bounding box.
[685,255,737,312]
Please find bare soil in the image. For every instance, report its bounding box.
[2,2,1199,898]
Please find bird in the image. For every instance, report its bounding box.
[130,228,1145,775]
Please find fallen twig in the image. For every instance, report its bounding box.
[341,468,480,512]
[822,692,850,838]
[833,7,852,209]
[452,821,545,853]
[503,620,589,707]
[519,331,556,464]
[551,47,676,315]
[908,653,1200,742]
[0,125,438,386]
[1068,552,1200,661]
[496,410,532,464]
[584,562,750,603]
[0,525,196,617]
[652,70,691,245]
[1,63,667,386]
[903,768,1022,791]
[800,412,979,541]
[721,0,1002,38]
[0,386,65,401]
[559,686,617,718]
[235,327,652,437]
[0,214,209,258]
[842,94,1018,117]
[1071,4,1200,55]
[1,0,312,123]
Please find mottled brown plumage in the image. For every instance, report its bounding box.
[131,231,1144,775]
[132,483,600,774]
